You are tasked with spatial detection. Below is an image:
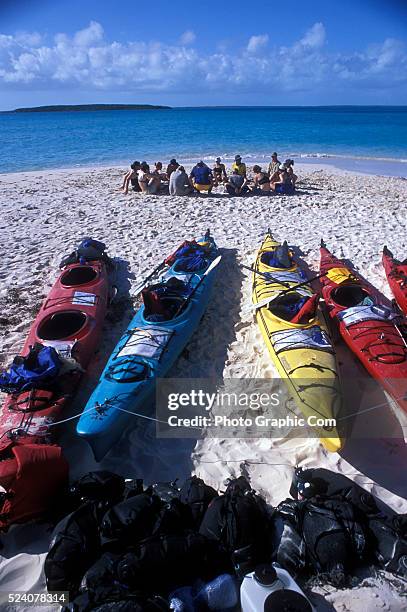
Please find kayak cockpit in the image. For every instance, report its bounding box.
[331,285,371,308]
[260,240,293,269]
[61,266,98,287]
[268,291,318,325]
[173,259,207,274]
[143,295,186,322]
[141,277,192,323]
[37,311,87,340]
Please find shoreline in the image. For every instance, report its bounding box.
[0,158,406,182]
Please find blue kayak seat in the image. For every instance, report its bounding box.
[143,279,191,321]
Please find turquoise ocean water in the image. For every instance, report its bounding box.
[1,106,406,176]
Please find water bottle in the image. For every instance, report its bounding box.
[169,586,195,611]
[194,574,239,610]
[240,564,315,612]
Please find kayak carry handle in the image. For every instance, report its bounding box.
[320,238,326,248]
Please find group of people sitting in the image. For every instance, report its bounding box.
[120,152,297,197]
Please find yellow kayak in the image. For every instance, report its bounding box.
[252,233,343,452]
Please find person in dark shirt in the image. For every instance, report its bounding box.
[226,169,249,196]
[284,159,298,189]
[121,160,141,194]
[251,165,271,193]
[213,157,228,186]
[166,158,179,178]
[190,161,214,193]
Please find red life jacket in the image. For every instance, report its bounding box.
[291,294,319,324]
[0,444,69,531]
[142,288,168,316]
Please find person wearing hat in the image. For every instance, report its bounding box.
[166,158,179,179]
[270,163,294,194]
[268,152,281,181]
[231,155,247,177]
[212,157,228,186]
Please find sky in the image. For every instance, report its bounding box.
[0,0,406,109]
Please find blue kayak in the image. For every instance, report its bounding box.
[76,232,220,460]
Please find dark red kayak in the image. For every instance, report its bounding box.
[0,258,111,452]
[383,246,407,316]
[319,241,407,414]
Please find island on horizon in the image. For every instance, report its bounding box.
[5,104,171,113]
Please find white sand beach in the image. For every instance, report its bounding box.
[0,163,407,610]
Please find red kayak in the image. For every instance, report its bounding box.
[0,240,112,529]
[319,241,407,414]
[0,258,111,452]
[382,246,407,316]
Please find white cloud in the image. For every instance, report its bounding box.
[367,38,405,71]
[15,31,43,46]
[247,34,269,54]
[73,21,104,47]
[0,21,405,97]
[179,30,196,45]
[299,22,326,49]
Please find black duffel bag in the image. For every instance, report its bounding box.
[45,502,103,596]
[179,475,219,528]
[199,476,272,577]
[83,532,228,598]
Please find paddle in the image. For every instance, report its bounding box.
[243,269,328,314]
[242,262,326,295]
[172,255,222,318]
[131,260,167,297]
[240,263,292,288]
